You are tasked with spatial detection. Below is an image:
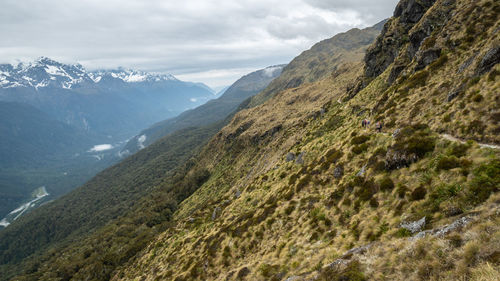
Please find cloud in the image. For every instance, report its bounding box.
[0,0,398,88]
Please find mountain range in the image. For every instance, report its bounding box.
[0,57,216,139]
[123,65,285,154]
[0,58,217,226]
[0,0,499,280]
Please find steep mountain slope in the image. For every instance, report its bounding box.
[104,0,498,280]
[123,65,284,154]
[0,101,93,168]
[0,101,94,218]
[248,20,386,107]
[0,58,215,139]
[0,21,386,281]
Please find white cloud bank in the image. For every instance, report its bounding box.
[0,0,399,88]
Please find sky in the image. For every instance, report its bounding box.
[0,0,399,89]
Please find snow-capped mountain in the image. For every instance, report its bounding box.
[89,69,178,83]
[0,57,216,139]
[0,57,186,90]
[0,57,94,89]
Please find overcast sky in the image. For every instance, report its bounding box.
[0,0,399,89]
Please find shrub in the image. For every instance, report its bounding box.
[405,136,435,157]
[369,197,379,208]
[378,177,395,191]
[396,184,408,198]
[258,263,280,278]
[467,120,486,134]
[395,228,412,238]
[466,159,500,204]
[429,53,449,71]
[435,155,461,170]
[405,70,429,89]
[296,174,312,192]
[472,94,483,102]
[446,142,469,157]
[351,135,370,145]
[352,143,369,154]
[354,179,377,201]
[410,186,427,201]
[373,161,386,172]
[288,173,299,185]
[442,114,451,123]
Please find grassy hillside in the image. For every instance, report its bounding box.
[5,0,499,280]
[0,18,385,281]
[104,0,498,280]
[248,20,386,107]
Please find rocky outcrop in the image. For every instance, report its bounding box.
[415,48,441,70]
[476,46,500,75]
[364,0,437,80]
[400,217,426,233]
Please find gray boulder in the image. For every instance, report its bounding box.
[295,152,305,165]
[400,216,426,233]
[333,165,344,179]
[212,206,221,220]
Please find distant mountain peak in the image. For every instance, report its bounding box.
[91,68,179,83]
[0,57,180,90]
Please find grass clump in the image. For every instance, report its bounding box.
[317,260,367,281]
[405,70,429,89]
[410,186,427,201]
[352,143,369,154]
[435,155,461,170]
[466,159,500,205]
[378,176,395,191]
[351,135,370,145]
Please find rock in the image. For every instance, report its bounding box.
[394,0,437,23]
[333,165,344,179]
[447,85,464,102]
[286,152,296,162]
[295,152,305,165]
[445,206,463,217]
[476,46,500,75]
[285,276,302,281]
[415,48,441,70]
[457,52,478,73]
[413,216,474,239]
[392,128,401,138]
[385,150,418,170]
[212,206,221,220]
[388,64,406,84]
[234,188,241,199]
[356,165,367,177]
[400,217,426,233]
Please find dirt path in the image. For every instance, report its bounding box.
[441,134,500,150]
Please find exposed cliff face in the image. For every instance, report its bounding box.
[364,0,437,80]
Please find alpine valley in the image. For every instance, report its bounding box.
[0,0,499,280]
[0,57,217,226]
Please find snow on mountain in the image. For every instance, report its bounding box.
[89,68,178,84]
[0,57,180,90]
